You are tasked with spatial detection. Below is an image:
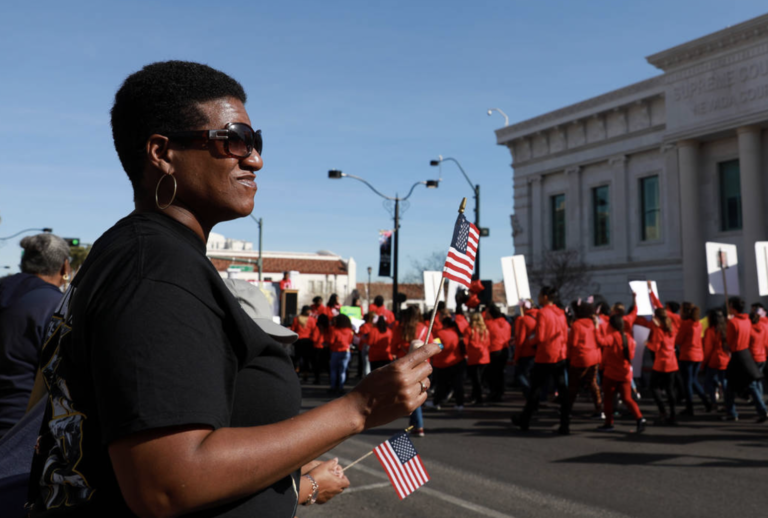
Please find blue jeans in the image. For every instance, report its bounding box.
[756,362,766,396]
[679,360,709,409]
[704,367,726,406]
[409,406,424,429]
[330,351,351,390]
[725,380,767,418]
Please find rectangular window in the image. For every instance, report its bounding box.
[551,194,566,251]
[719,160,742,231]
[592,185,610,246]
[640,176,660,241]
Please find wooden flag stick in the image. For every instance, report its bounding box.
[426,198,467,342]
[343,426,414,471]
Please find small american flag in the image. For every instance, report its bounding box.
[442,213,479,288]
[373,431,430,499]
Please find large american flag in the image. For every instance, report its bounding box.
[442,213,479,288]
[373,431,430,500]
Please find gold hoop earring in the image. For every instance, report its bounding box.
[155,173,177,210]
[63,273,70,282]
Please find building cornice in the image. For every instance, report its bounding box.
[494,76,663,142]
[646,14,768,71]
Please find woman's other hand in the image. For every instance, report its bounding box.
[347,342,440,430]
[308,458,349,504]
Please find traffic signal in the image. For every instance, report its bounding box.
[64,238,81,247]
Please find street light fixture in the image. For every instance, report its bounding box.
[0,227,53,241]
[487,108,509,127]
[328,169,439,318]
[430,156,484,279]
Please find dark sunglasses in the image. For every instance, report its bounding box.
[166,122,262,158]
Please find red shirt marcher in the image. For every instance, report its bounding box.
[514,309,538,362]
[366,327,394,362]
[650,292,681,335]
[596,327,636,382]
[433,328,464,369]
[311,326,332,350]
[455,314,469,334]
[290,315,316,340]
[726,313,751,352]
[534,304,568,364]
[646,322,678,372]
[330,327,354,352]
[370,304,395,325]
[676,320,704,362]
[279,279,293,291]
[394,322,432,359]
[488,317,511,353]
[310,303,330,319]
[464,327,490,365]
[702,327,730,370]
[749,322,767,363]
[622,305,638,331]
[567,318,600,368]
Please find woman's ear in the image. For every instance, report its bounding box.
[145,135,172,175]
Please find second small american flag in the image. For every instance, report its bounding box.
[442,213,479,288]
[373,431,430,499]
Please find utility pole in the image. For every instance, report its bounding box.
[250,215,263,282]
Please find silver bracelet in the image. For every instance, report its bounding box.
[302,474,319,505]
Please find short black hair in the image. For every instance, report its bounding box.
[666,301,681,314]
[374,295,385,306]
[729,297,745,314]
[111,60,247,190]
[575,302,594,320]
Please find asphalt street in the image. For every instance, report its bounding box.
[298,379,768,518]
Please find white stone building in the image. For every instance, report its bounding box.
[206,232,357,309]
[496,14,768,308]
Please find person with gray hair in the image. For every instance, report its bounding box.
[0,233,71,437]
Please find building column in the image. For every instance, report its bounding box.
[608,156,628,261]
[677,140,706,308]
[529,175,543,268]
[565,167,581,253]
[737,126,764,304]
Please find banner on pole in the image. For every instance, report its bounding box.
[500,255,531,306]
[628,281,659,316]
[705,242,740,295]
[756,242,768,296]
[378,230,393,278]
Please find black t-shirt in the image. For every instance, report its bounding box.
[28,212,301,517]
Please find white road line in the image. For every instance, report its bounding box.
[343,482,391,494]
[329,437,634,518]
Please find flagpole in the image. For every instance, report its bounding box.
[343,426,415,471]
[426,198,467,342]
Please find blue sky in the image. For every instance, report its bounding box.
[1,1,766,282]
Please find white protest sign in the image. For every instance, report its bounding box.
[632,326,651,376]
[705,242,740,296]
[756,242,768,296]
[425,272,461,310]
[628,281,659,316]
[501,255,531,306]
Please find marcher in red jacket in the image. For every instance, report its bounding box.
[513,286,570,435]
[676,302,711,415]
[290,306,317,382]
[486,304,512,402]
[646,307,679,425]
[366,316,394,371]
[328,314,354,394]
[702,309,730,409]
[595,314,646,432]
[749,303,768,397]
[311,313,332,384]
[513,304,539,400]
[723,297,767,422]
[567,302,602,417]
[369,295,395,325]
[433,318,467,411]
[464,312,491,405]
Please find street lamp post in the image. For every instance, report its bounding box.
[367,266,372,312]
[0,227,53,241]
[328,170,439,319]
[430,156,482,279]
[248,215,263,282]
[487,108,509,126]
